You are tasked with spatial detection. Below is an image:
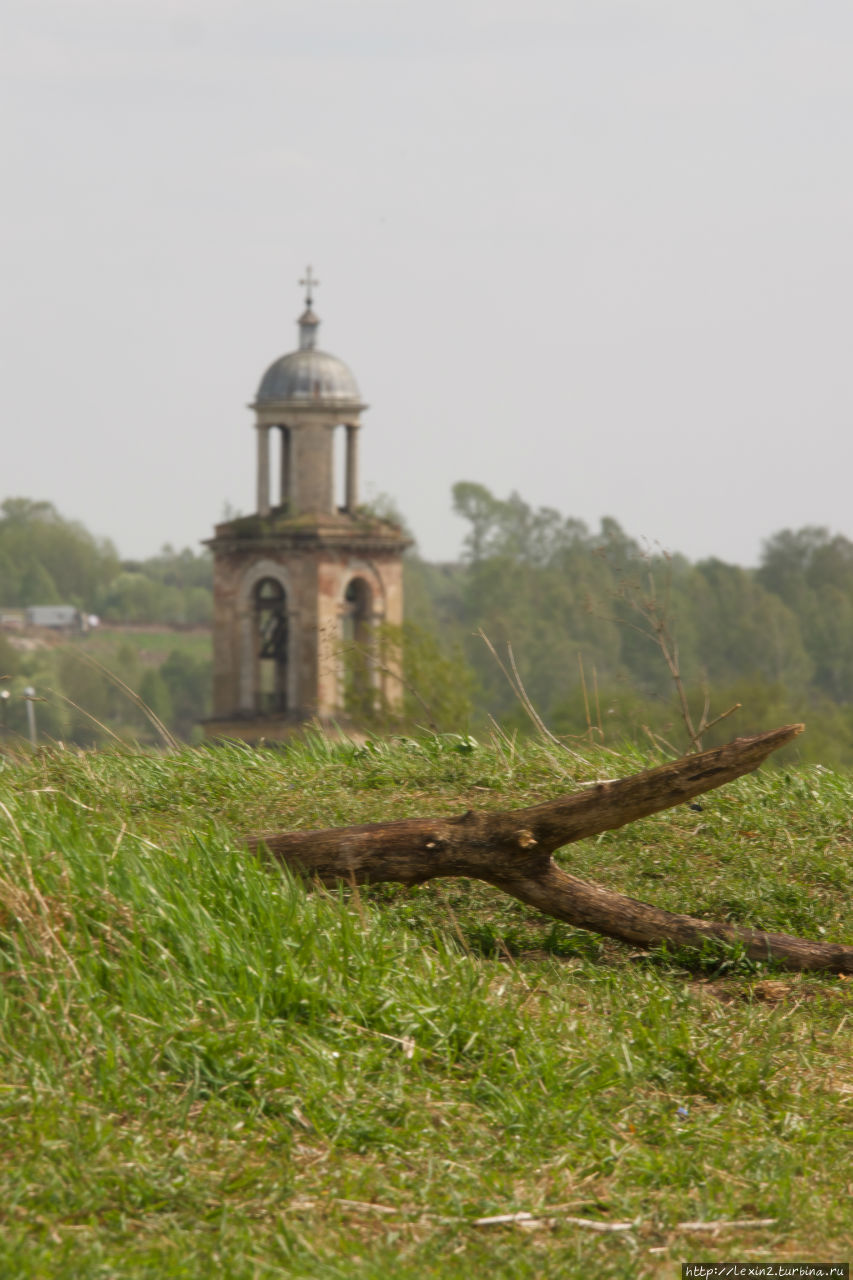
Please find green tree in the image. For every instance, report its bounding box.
[0,550,20,604]
[452,481,507,563]
[98,545,214,626]
[805,584,853,703]
[0,634,19,682]
[139,669,174,729]
[391,622,473,731]
[759,526,853,601]
[689,559,811,691]
[186,587,213,626]
[0,498,119,607]
[159,649,211,739]
[19,563,60,606]
[98,573,161,623]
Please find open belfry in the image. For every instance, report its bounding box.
[205,270,410,739]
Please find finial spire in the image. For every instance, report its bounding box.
[299,265,319,308]
[297,266,321,351]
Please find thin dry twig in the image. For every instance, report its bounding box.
[333,1199,399,1215]
[477,629,585,764]
[578,652,593,739]
[592,663,603,740]
[591,551,745,753]
[675,1218,778,1232]
[473,1210,636,1231]
[642,724,681,756]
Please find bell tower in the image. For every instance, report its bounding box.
[205,271,410,739]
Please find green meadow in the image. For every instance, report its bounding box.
[0,733,850,1277]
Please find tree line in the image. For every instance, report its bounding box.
[0,498,212,746]
[0,498,212,626]
[2,491,853,762]
[403,482,853,765]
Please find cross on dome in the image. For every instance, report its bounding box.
[299,266,319,307]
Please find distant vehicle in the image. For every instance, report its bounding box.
[25,605,86,632]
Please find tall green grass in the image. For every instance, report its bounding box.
[0,734,850,1277]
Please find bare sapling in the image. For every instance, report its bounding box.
[592,549,741,752]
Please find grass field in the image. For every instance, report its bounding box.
[79,625,212,668]
[0,732,850,1277]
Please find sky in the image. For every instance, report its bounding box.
[3,0,852,567]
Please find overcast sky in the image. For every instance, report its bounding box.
[3,0,852,566]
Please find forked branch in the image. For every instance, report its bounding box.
[252,724,853,973]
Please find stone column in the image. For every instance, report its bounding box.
[279,426,291,509]
[345,424,359,513]
[256,425,270,516]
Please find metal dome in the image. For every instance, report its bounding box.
[255,348,361,406]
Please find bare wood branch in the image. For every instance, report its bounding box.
[251,724,853,974]
[699,700,742,737]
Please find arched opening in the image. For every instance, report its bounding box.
[342,576,374,716]
[254,577,288,714]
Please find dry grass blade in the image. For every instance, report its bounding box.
[61,648,179,749]
[43,686,125,745]
[477,628,586,764]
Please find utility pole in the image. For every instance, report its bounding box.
[23,686,37,746]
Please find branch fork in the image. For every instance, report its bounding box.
[252,725,853,974]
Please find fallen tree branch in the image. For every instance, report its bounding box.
[252,724,853,973]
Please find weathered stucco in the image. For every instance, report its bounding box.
[206,518,409,736]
